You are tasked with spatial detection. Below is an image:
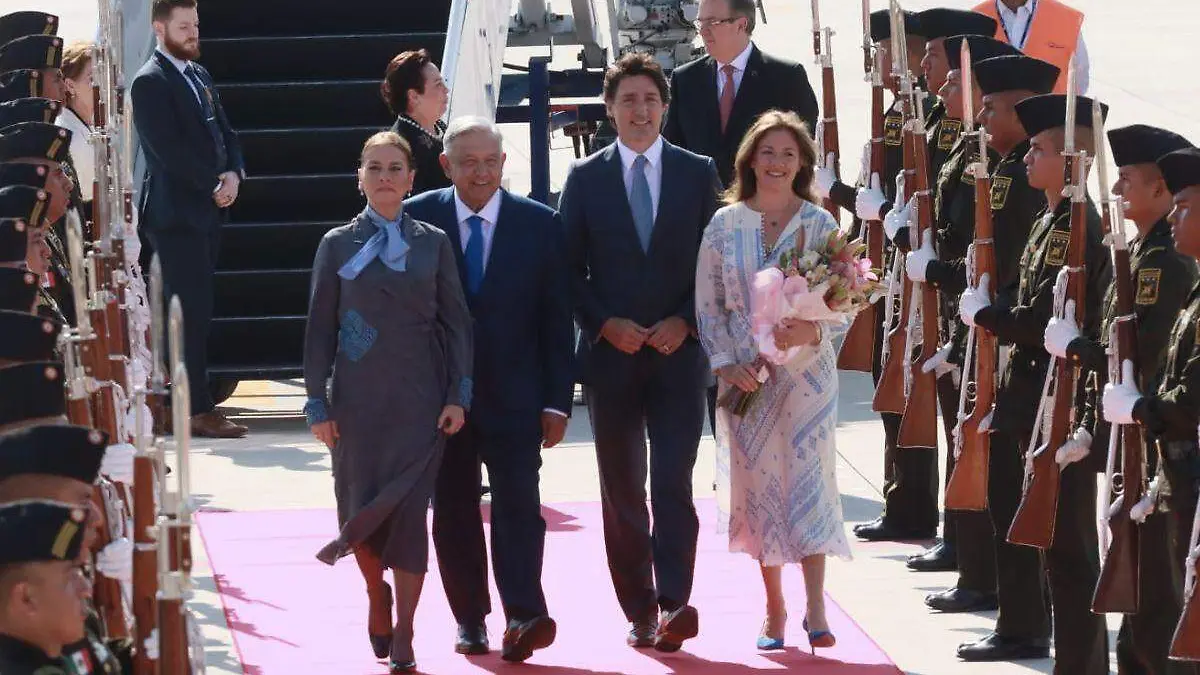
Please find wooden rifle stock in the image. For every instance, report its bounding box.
[945,133,996,511]
[1092,193,1144,614]
[90,483,129,640]
[1008,158,1089,549]
[1170,492,1200,660]
[872,98,917,416]
[838,80,886,373]
[897,106,940,450]
[819,28,841,224]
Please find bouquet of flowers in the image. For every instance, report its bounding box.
[719,230,883,416]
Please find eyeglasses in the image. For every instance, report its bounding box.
[693,17,740,29]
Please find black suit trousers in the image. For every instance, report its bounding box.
[936,373,997,594]
[147,225,219,414]
[432,419,548,624]
[585,348,705,622]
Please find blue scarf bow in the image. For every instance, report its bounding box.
[338,206,410,279]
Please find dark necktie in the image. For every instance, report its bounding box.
[184,64,227,164]
[464,215,485,294]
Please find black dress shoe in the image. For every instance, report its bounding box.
[454,622,489,655]
[906,541,957,571]
[627,618,658,648]
[501,616,556,663]
[925,587,999,613]
[852,517,884,535]
[957,632,1049,661]
[854,520,934,542]
[655,605,699,652]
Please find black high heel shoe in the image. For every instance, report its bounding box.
[369,583,393,659]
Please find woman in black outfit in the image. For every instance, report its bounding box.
[381,49,451,197]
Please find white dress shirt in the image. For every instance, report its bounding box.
[454,187,502,274]
[615,135,664,221]
[453,187,566,419]
[995,0,1090,94]
[56,107,93,202]
[715,42,754,100]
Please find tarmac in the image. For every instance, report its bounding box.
[34,0,1200,672]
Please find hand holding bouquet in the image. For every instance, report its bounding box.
[719,230,882,416]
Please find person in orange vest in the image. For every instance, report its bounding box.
[973,0,1090,95]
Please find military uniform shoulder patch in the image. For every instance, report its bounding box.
[1046,230,1070,267]
[938,119,962,150]
[990,176,1012,210]
[1137,268,1162,305]
[884,113,904,147]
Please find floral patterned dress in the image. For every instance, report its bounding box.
[696,200,852,565]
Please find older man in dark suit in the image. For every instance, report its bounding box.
[663,0,817,432]
[131,0,245,438]
[562,53,721,652]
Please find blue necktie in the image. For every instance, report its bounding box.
[184,64,226,164]
[464,215,485,294]
[629,154,654,251]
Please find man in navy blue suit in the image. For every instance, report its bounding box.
[561,53,721,652]
[131,0,246,438]
[404,116,574,664]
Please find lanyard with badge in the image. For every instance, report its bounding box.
[996,0,1037,49]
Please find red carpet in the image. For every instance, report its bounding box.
[196,500,902,674]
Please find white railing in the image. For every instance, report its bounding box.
[443,0,512,121]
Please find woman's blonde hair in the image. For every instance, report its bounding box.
[724,110,819,205]
[61,41,95,82]
[359,131,414,168]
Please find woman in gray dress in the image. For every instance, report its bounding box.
[303,131,472,673]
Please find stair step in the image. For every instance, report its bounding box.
[239,126,377,176]
[218,80,390,129]
[208,316,306,373]
[202,33,447,84]
[232,173,362,223]
[199,0,452,39]
[218,221,339,270]
[214,269,311,318]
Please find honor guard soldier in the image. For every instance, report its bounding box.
[1106,146,1200,672]
[0,12,58,48]
[0,361,67,433]
[0,426,126,675]
[0,309,60,366]
[0,500,91,675]
[0,34,65,102]
[959,92,1113,670]
[904,35,1019,613]
[1046,124,1198,675]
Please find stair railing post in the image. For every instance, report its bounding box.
[528,56,552,206]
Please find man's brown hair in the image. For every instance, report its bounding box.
[151,0,198,23]
[602,53,670,105]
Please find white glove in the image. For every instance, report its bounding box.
[883,195,914,241]
[921,341,954,375]
[144,629,160,661]
[1130,476,1161,523]
[977,409,993,434]
[906,230,936,282]
[855,173,887,221]
[1102,360,1142,425]
[1043,300,1081,358]
[95,537,133,584]
[125,402,154,440]
[957,273,991,328]
[1054,426,1092,467]
[814,152,837,200]
[100,442,136,484]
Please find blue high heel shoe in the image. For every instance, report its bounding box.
[756,614,786,650]
[802,618,836,654]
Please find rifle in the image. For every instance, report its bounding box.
[836,0,885,374]
[896,89,940,450]
[131,256,166,675]
[1008,55,1087,549]
[944,41,994,511]
[1091,105,1143,614]
[1170,487,1200,660]
[872,0,916,416]
[812,0,840,224]
[157,297,202,674]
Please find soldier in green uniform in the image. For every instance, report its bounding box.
[1105,145,1200,675]
[1040,125,1198,675]
[902,35,1018,612]
[0,500,91,675]
[959,93,1113,670]
[0,425,126,675]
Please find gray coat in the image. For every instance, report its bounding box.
[305,210,472,573]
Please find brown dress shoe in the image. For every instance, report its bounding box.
[655,605,699,652]
[190,411,248,438]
